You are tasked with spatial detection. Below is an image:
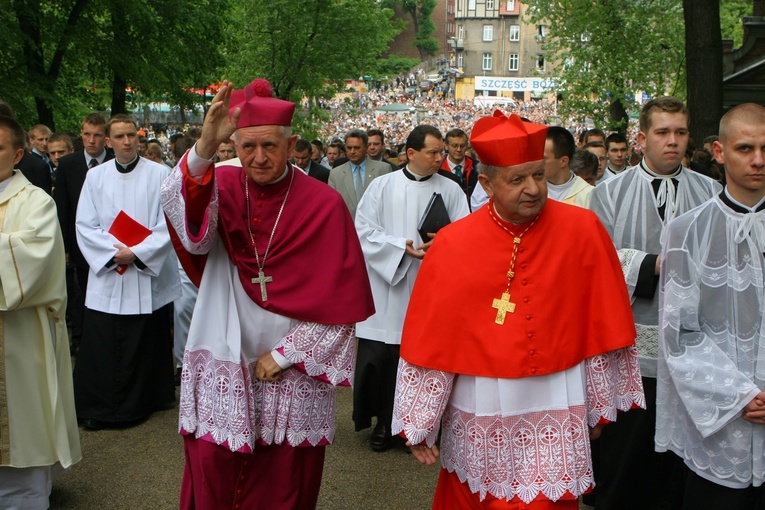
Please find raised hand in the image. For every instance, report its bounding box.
[196,80,242,160]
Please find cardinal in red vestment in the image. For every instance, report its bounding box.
[392,111,644,509]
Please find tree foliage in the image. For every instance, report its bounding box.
[524,0,685,132]
[383,0,440,59]
[225,0,402,132]
[373,55,422,77]
[720,0,752,47]
[0,0,227,130]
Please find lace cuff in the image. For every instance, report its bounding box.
[585,345,645,427]
[160,156,219,255]
[392,359,454,447]
[274,322,355,387]
[618,248,646,299]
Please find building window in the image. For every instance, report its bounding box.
[509,53,519,71]
[457,52,464,68]
[482,53,493,71]
[458,25,464,41]
[487,0,494,9]
[509,24,520,41]
[537,25,548,41]
[468,0,476,10]
[483,25,493,41]
[506,0,515,10]
[537,54,546,71]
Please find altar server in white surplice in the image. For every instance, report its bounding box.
[657,103,765,509]
[588,96,721,510]
[74,114,180,431]
[353,125,469,452]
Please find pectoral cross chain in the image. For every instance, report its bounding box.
[252,270,273,301]
[492,292,516,325]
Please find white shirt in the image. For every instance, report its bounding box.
[355,171,470,344]
[76,157,180,314]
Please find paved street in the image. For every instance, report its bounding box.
[49,386,440,509]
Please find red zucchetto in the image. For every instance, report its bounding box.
[469,110,548,167]
[229,78,295,128]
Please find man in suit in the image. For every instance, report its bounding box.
[328,129,391,218]
[366,129,397,171]
[439,128,479,200]
[292,138,331,183]
[0,101,52,194]
[54,113,114,354]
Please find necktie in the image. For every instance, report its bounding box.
[88,158,98,169]
[353,166,363,199]
[453,164,463,183]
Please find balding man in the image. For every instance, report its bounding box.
[657,103,765,509]
[393,112,641,509]
[161,79,374,509]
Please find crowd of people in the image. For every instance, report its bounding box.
[0,79,763,510]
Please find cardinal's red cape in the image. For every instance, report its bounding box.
[400,199,636,379]
[168,157,374,325]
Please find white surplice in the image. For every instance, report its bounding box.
[75,157,180,314]
[657,192,765,489]
[590,163,720,377]
[160,154,356,453]
[355,170,470,344]
[393,345,644,503]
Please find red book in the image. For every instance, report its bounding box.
[108,210,152,274]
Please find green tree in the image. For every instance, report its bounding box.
[0,0,227,130]
[225,0,401,132]
[373,55,422,77]
[391,0,440,59]
[720,0,752,47]
[524,0,685,132]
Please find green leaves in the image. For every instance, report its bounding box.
[225,0,401,132]
[524,0,685,131]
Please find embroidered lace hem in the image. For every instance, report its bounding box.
[179,349,336,452]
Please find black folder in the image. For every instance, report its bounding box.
[417,192,451,243]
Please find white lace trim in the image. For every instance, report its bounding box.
[393,346,645,503]
[278,322,355,386]
[585,345,645,426]
[179,349,337,452]
[440,406,593,503]
[159,159,219,255]
[635,323,659,360]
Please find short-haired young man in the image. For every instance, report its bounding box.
[657,102,765,510]
[605,132,629,175]
[589,96,722,510]
[73,114,180,430]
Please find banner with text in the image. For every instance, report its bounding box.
[475,76,559,92]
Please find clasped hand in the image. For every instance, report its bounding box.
[255,352,283,382]
[743,392,765,424]
[113,243,136,265]
[405,233,436,260]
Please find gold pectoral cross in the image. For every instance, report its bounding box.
[492,292,516,325]
[252,270,273,301]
